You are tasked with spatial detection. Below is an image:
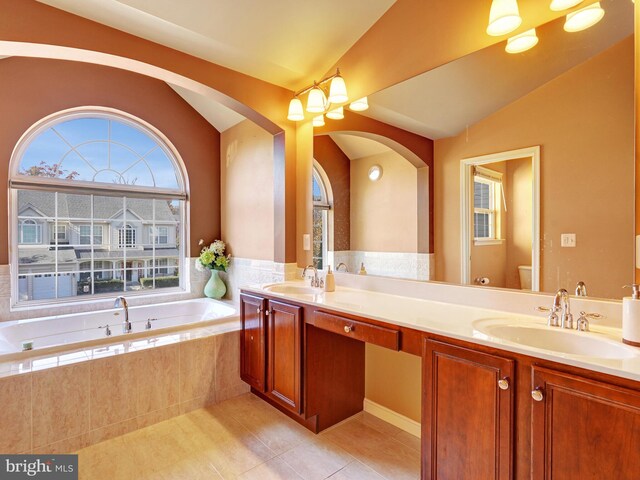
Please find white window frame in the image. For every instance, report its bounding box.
[8,107,191,310]
[55,224,67,242]
[312,167,331,270]
[79,225,103,245]
[473,175,500,244]
[19,219,41,244]
[118,224,137,249]
[151,226,169,245]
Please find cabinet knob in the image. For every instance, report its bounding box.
[250,335,254,341]
[531,388,544,402]
[256,307,262,315]
[344,325,353,333]
[498,377,510,390]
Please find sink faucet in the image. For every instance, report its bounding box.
[575,281,587,297]
[302,265,323,288]
[336,262,349,273]
[553,289,574,329]
[114,296,131,334]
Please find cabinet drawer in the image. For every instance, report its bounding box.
[310,311,400,350]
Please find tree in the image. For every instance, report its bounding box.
[20,161,79,180]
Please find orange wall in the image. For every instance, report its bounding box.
[435,38,635,299]
[0,57,221,264]
[221,120,275,261]
[313,136,351,252]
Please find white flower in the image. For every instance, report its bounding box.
[198,239,204,246]
[212,240,226,256]
[195,258,205,272]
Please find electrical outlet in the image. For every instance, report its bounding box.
[561,233,576,248]
[303,234,311,251]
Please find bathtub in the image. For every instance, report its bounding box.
[0,298,238,360]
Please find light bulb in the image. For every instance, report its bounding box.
[306,86,327,113]
[550,0,583,11]
[328,74,348,104]
[326,107,344,120]
[487,0,522,36]
[349,97,369,111]
[287,98,304,121]
[564,2,605,32]
[506,28,539,53]
[312,115,325,127]
[368,165,383,182]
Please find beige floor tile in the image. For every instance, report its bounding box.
[279,437,353,480]
[328,461,386,479]
[238,457,303,480]
[32,363,90,448]
[321,418,420,480]
[359,411,404,436]
[0,374,31,453]
[216,394,315,455]
[395,430,421,452]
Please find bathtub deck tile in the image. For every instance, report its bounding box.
[0,373,32,454]
[32,362,90,449]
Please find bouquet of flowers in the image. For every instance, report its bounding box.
[195,239,230,272]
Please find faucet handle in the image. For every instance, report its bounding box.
[536,306,560,327]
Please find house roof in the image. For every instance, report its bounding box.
[18,190,178,222]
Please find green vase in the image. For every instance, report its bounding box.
[204,269,226,299]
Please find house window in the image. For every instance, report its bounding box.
[155,258,168,276]
[79,225,103,245]
[151,226,169,245]
[19,219,41,244]
[473,167,503,243]
[10,109,187,305]
[312,166,330,270]
[118,224,136,248]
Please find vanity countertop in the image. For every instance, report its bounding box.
[242,282,640,383]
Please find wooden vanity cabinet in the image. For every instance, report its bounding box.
[240,294,266,391]
[531,366,640,480]
[423,339,514,480]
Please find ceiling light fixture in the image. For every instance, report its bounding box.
[368,165,383,182]
[286,68,350,123]
[550,0,583,11]
[326,106,344,120]
[312,115,325,127]
[487,0,523,36]
[349,97,369,112]
[564,2,605,32]
[506,28,539,53]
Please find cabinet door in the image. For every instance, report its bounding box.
[267,300,303,413]
[240,294,266,391]
[423,339,514,480]
[531,367,640,480]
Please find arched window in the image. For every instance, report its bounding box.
[11,109,187,305]
[312,166,331,270]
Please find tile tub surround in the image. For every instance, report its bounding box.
[0,330,249,454]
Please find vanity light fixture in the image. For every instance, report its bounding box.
[312,115,325,127]
[368,165,383,182]
[286,68,349,122]
[550,0,583,11]
[506,28,539,53]
[564,2,605,32]
[487,0,523,36]
[326,106,344,120]
[349,97,369,112]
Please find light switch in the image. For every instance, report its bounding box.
[303,234,311,251]
[561,233,576,248]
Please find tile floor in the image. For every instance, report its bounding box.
[76,393,421,479]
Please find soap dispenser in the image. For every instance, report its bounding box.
[623,284,640,346]
[358,262,367,275]
[325,266,335,292]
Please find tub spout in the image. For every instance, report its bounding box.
[114,296,131,334]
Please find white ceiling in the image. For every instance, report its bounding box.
[362,0,633,140]
[37,0,395,90]
[329,133,391,160]
[168,83,245,132]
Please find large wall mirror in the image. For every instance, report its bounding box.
[313,0,634,300]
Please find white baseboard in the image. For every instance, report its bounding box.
[363,398,421,438]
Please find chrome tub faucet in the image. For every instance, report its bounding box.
[114,296,132,334]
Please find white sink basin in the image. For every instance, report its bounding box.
[473,319,638,359]
[264,283,323,295]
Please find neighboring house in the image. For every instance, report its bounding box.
[17,190,180,300]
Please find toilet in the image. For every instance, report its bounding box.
[518,265,532,290]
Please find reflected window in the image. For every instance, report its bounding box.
[312,167,330,270]
[11,109,187,305]
[473,167,503,242]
